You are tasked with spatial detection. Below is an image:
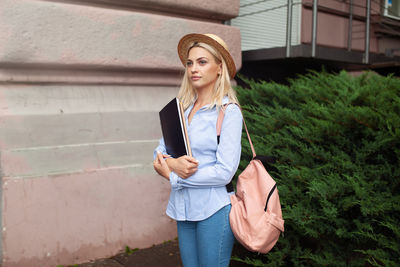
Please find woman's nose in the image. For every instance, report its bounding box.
[191,63,198,72]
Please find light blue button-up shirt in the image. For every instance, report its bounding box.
[154,97,243,221]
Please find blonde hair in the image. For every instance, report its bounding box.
[177,42,239,110]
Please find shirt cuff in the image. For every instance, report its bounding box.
[169,172,183,190]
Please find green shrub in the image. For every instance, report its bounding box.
[234,71,400,266]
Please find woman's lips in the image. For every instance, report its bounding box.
[191,76,201,81]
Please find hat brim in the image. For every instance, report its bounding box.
[177,33,236,79]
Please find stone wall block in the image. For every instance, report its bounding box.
[2,170,175,267]
[0,0,242,84]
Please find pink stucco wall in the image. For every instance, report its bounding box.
[2,171,172,267]
[0,0,241,266]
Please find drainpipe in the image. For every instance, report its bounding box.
[311,0,318,57]
[348,0,353,51]
[286,0,293,57]
[364,0,371,64]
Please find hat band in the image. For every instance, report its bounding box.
[186,42,223,63]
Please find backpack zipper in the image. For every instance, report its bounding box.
[264,184,277,211]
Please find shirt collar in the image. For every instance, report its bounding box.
[186,96,231,113]
[222,96,230,105]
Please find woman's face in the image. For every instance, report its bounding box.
[186,47,221,92]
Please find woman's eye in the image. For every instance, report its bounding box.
[199,60,207,65]
[186,61,193,67]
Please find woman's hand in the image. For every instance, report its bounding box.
[166,155,198,179]
[153,152,171,180]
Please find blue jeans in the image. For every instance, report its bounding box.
[176,204,235,267]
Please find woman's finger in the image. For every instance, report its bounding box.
[157,152,164,162]
[187,157,199,164]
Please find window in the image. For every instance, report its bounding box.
[385,0,400,19]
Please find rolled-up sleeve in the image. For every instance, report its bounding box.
[154,137,184,189]
[153,138,167,159]
[174,104,242,188]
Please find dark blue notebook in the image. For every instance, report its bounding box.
[159,98,192,158]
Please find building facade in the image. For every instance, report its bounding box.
[231,0,400,82]
[0,0,241,266]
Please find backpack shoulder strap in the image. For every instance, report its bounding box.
[217,103,230,137]
[216,103,256,158]
[217,103,234,192]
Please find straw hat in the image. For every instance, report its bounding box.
[177,33,236,79]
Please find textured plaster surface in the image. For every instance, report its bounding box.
[0,0,241,266]
[2,170,175,267]
[52,0,240,20]
[0,84,180,267]
[0,0,241,77]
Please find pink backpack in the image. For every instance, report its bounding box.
[217,104,285,253]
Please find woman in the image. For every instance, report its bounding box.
[153,33,242,267]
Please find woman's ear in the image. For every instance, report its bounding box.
[218,63,222,75]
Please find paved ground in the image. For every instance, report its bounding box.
[74,239,255,267]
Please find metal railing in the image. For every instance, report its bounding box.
[365,0,371,64]
[237,0,388,64]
